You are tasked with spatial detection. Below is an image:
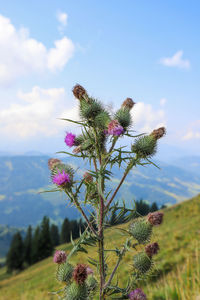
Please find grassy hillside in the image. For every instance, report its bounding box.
[0,194,200,300]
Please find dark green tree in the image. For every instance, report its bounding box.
[136,199,150,216]
[60,218,71,243]
[50,224,60,247]
[150,202,158,212]
[31,226,40,264]
[6,232,24,273]
[37,216,53,260]
[24,225,32,266]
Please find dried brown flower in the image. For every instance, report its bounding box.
[73,263,88,285]
[83,172,93,183]
[145,242,159,257]
[147,211,164,226]
[73,145,82,154]
[72,84,88,101]
[150,127,166,140]
[48,158,61,170]
[121,98,135,110]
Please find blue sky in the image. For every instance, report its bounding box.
[0,1,200,159]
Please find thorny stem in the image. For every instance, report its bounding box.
[105,158,136,210]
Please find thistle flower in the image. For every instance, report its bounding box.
[129,288,147,300]
[108,120,124,136]
[121,98,135,110]
[65,132,76,147]
[48,158,61,170]
[83,172,93,183]
[150,127,166,140]
[52,170,70,186]
[147,211,164,226]
[53,250,67,264]
[145,242,159,258]
[73,264,88,285]
[72,84,88,101]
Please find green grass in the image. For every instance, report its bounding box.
[0,194,200,299]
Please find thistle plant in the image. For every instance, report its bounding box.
[48,84,166,299]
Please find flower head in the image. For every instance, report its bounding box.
[72,84,88,101]
[53,250,67,264]
[65,132,76,147]
[48,158,61,170]
[121,98,135,110]
[129,288,147,300]
[147,211,164,226]
[73,263,88,285]
[145,242,159,257]
[52,170,70,186]
[150,127,166,140]
[108,120,124,136]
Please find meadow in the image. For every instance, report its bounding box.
[0,194,200,300]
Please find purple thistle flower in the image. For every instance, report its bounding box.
[53,250,67,264]
[52,170,70,186]
[65,132,76,147]
[129,288,147,300]
[108,120,124,136]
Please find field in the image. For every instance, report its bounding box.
[0,194,200,300]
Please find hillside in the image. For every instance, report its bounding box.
[1,155,200,228]
[0,194,200,300]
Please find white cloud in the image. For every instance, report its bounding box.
[160,51,190,69]
[131,102,166,133]
[0,86,78,138]
[182,120,200,140]
[57,11,68,27]
[0,14,74,85]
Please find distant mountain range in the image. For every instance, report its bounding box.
[0,155,200,229]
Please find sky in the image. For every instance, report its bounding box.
[0,0,200,160]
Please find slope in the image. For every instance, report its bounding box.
[0,194,200,299]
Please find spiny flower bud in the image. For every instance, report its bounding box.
[150,127,166,140]
[52,170,70,186]
[65,132,76,147]
[83,172,93,183]
[147,211,164,226]
[56,263,74,282]
[145,242,159,258]
[129,288,147,300]
[108,120,124,136]
[72,84,88,101]
[53,250,67,264]
[129,220,152,244]
[73,264,88,285]
[48,158,61,170]
[121,98,135,110]
[133,252,152,274]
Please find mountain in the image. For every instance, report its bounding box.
[0,155,200,228]
[0,194,199,299]
[171,155,200,176]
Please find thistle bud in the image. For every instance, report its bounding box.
[147,211,164,226]
[53,250,67,264]
[83,172,93,183]
[73,264,88,285]
[72,84,88,101]
[121,98,135,110]
[56,263,74,282]
[150,127,166,140]
[65,282,88,299]
[145,242,159,258]
[129,220,152,244]
[133,252,152,274]
[129,288,147,300]
[48,158,61,170]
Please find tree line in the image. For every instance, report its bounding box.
[6,216,85,273]
[6,200,162,273]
